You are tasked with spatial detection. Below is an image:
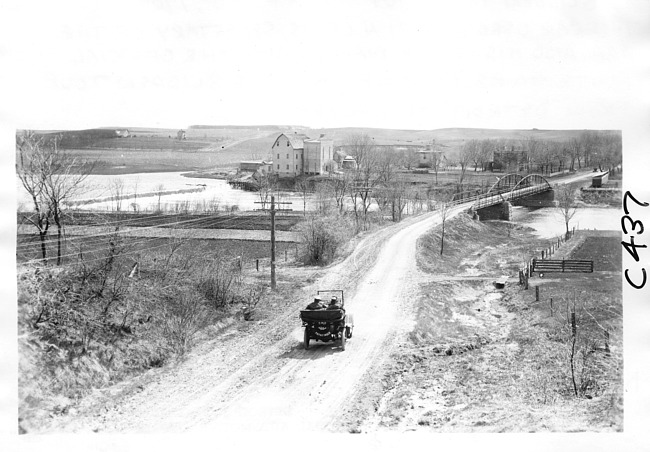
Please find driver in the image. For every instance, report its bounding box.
[306,295,325,310]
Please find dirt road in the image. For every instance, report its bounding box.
[48,206,464,433]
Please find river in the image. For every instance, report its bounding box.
[16,172,316,213]
[511,205,621,239]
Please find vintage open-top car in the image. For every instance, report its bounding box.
[299,290,354,351]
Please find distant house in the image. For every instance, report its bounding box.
[416,150,443,168]
[115,129,130,138]
[240,160,272,174]
[176,130,186,140]
[334,150,348,164]
[340,156,357,170]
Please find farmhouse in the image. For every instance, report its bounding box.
[416,150,444,168]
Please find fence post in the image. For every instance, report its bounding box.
[562,259,565,272]
[524,269,529,290]
[571,312,576,336]
[550,297,553,316]
[256,259,259,271]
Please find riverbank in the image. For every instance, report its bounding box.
[342,214,622,432]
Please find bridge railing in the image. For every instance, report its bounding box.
[432,182,551,212]
[470,183,549,210]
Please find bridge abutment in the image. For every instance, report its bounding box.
[477,201,512,221]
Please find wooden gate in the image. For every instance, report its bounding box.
[531,258,593,275]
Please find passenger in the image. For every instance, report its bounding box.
[326,297,341,310]
[306,296,325,310]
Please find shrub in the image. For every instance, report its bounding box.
[160,289,210,354]
[296,213,354,265]
[196,258,242,308]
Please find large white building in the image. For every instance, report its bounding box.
[271,133,335,178]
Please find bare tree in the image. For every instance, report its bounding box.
[477,139,494,172]
[131,177,140,212]
[457,140,477,190]
[16,132,51,262]
[522,136,544,173]
[345,133,378,230]
[598,131,622,172]
[314,181,334,215]
[439,198,451,256]
[295,177,310,216]
[556,185,578,240]
[375,147,398,186]
[331,172,351,213]
[155,183,166,213]
[398,147,419,171]
[567,137,582,171]
[579,131,600,169]
[389,180,410,222]
[551,141,569,173]
[109,178,125,212]
[35,134,94,265]
[255,171,276,210]
[428,141,445,185]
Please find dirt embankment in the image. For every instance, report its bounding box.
[341,215,623,432]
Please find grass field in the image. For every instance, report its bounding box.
[17,211,301,264]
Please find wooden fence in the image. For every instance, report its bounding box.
[531,258,594,275]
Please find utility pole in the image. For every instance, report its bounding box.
[270,196,276,289]
[255,195,291,290]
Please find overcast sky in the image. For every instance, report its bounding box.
[2,0,648,132]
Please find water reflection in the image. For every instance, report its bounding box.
[511,206,621,238]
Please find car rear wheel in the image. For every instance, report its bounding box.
[346,314,354,338]
[304,328,310,350]
[340,327,346,351]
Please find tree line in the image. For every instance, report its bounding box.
[455,130,622,178]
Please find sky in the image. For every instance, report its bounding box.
[1,0,648,132]
[2,0,650,448]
